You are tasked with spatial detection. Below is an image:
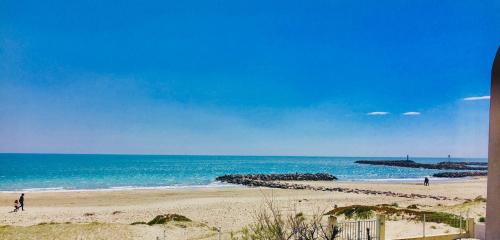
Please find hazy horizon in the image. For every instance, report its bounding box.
[0,152,489,160]
[1,1,499,157]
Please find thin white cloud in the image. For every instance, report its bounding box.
[367,112,390,115]
[403,112,421,116]
[463,96,490,101]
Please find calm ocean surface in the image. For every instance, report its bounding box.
[0,154,487,191]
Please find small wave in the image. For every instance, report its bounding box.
[0,187,67,193]
[0,182,240,193]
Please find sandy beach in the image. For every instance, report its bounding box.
[0,178,487,239]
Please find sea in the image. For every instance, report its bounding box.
[0,153,487,192]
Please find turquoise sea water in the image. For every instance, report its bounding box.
[0,154,487,191]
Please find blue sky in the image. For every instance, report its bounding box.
[1,0,498,157]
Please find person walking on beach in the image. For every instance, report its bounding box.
[424,177,429,186]
[19,193,24,211]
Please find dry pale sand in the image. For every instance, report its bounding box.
[0,178,487,240]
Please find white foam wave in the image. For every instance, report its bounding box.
[0,182,240,193]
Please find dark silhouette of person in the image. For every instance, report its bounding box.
[424,177,429,186]
[13,200,20,212]
[19,193,24,211]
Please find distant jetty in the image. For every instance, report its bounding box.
[433,171,488,178]
[355,160,487,171]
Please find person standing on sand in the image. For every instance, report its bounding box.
[19,193,24,211]
[424,177,429,186]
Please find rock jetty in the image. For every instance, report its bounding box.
[215,173,457,201]
[433,171,488,178]
[440,161,488,166]
[216,173,337,183]
[355,160,487,171]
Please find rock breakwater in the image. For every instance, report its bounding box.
[433,171,488,178]
[216,173,337,183]
[355,160,487,170]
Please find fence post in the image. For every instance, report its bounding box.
[328,216,337,227]
[357,221,361,240]
[328,216,337,237]
[460,213,463,234]
[467,218,475,237]
[423,214,426,239]
[377,215,386,240]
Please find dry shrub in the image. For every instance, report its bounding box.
[232,198,340,240]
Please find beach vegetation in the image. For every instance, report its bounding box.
[479,216,486,222]
[332,205,373,220]
[460,195,487,205]
[37,222,57,225]
[327,205,466,229]
[231,198,340,240]
[447,195,487,211]
[473,195,487,202]
[147,214,192,225]
[406,204,419,209]
[130,221,147,225]
[0,223,132,240]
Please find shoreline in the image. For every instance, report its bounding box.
[0,176,485,193]
[0,183,241,194]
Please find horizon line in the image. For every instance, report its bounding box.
[0,151,488,159]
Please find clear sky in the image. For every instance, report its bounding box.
[1,1,499,157]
